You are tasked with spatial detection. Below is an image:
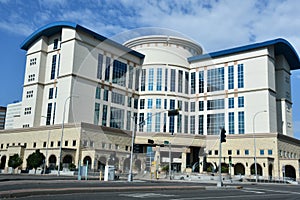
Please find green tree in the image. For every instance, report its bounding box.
[26,150,45,170]
[8,154,23,170]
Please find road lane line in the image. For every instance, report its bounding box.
[171,193,289,200]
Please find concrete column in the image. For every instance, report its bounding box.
[181,151,187,173]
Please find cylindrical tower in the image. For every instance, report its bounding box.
[124,35,203,134]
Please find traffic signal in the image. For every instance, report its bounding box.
[168,108,180,116]
[133,144,140,153]
[220,128,226,143]
[229,156,232,165]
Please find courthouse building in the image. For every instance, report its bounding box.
[0,22,299,180]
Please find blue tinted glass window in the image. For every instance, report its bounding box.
[148,68,154,91]
[228,98,234,108]
[228,65,234,89]
[229,112,234,134]
[238,96,244,108]
[238,64,244,88]
[238,111,245,134]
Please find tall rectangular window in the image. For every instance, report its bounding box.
[103,89,109,101]
[94,103,100,125]
[102,105,108,126]
[95,87,101,99]
[184,115,188,133]
[50,55,57,80]
[126,111,131,130]
[127,96,132,107]
[207,67,224,92]
[97,54,103,79]
[155,113,161,132]
[148,68,154,91]
[147,113,152,132]
[238,64,244,88]
[190,115,195,134]
[191,72,195,94]
[112,60,127,87]
[141,69,146,91]
[53,39,58,50]
[157,68,162,91]
[110,107,124,129]
[229,112,234,134]
[228,65,234,89]
[238,111,245,134]
[164,99,167,109]
[185,72,189,94]
[52,102,56,125]
[165,69,168,91]
[134,98,138,109]
[105,57,111,81]
[207,113,225,135]
[139,113,144,132]
[49,88,54,99]
[46,103,52,125]
[238,96,244,108]
[135,68,140,91]
[198,115,204,135]
[163,113,167,132]
[178,70,183,93]
[184,101,189,112]
[177,114,182,133]
[199,101,204,111]
[140,99,145,109]
[178,100,182,111]
[148,99,153,109]
[128,65,134,89]
[228,97,234,109]
[199,71,204,93]
[170,69,176,92]
[156,99,161,109]
[190,102,195,112]
[169,100,175,133]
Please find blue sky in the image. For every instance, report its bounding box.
[0,0,299,138]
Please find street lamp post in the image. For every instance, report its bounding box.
[128,116,136,182]
[253,110,267,183]
[58,96,77,176]
[41,116,50,175]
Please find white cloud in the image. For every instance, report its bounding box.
[1,0,300,53]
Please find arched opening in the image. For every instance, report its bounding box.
[123,157,130,173]
[285,165,296,180]
[206,162,215,173]
[83,156,92,169]
[268,164,273,179]
[234,163,245,175]
[250,163,263,176]
[48,155,57,170]
[134,159,142,172]
[98,156,106,172]
[0,156,6,169]
[221,163,229,173]
[62,155,73,169]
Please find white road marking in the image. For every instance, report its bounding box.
[120,192,177,198]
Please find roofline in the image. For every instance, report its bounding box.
[188,38,300,70]
[20,21,145,59]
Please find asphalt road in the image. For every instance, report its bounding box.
[0,174,299,200]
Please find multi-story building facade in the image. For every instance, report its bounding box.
[0,22,299,181]
[4,102,21,130]
[0,107,6,130]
